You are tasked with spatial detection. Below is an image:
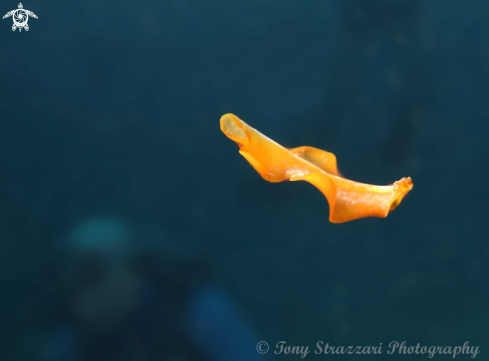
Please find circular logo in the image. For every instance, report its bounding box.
[256,341,269,354]
[13,9,27,27]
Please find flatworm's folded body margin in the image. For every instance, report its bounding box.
[220,113,413,223]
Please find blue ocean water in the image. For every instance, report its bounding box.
[0,0,488,359]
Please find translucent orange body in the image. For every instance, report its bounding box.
[220,113,413,223]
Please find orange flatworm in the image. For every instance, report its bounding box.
[220,113,413,223]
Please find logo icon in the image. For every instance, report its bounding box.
[3,3,37,32]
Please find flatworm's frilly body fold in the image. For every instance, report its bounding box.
[220,113,413,223]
